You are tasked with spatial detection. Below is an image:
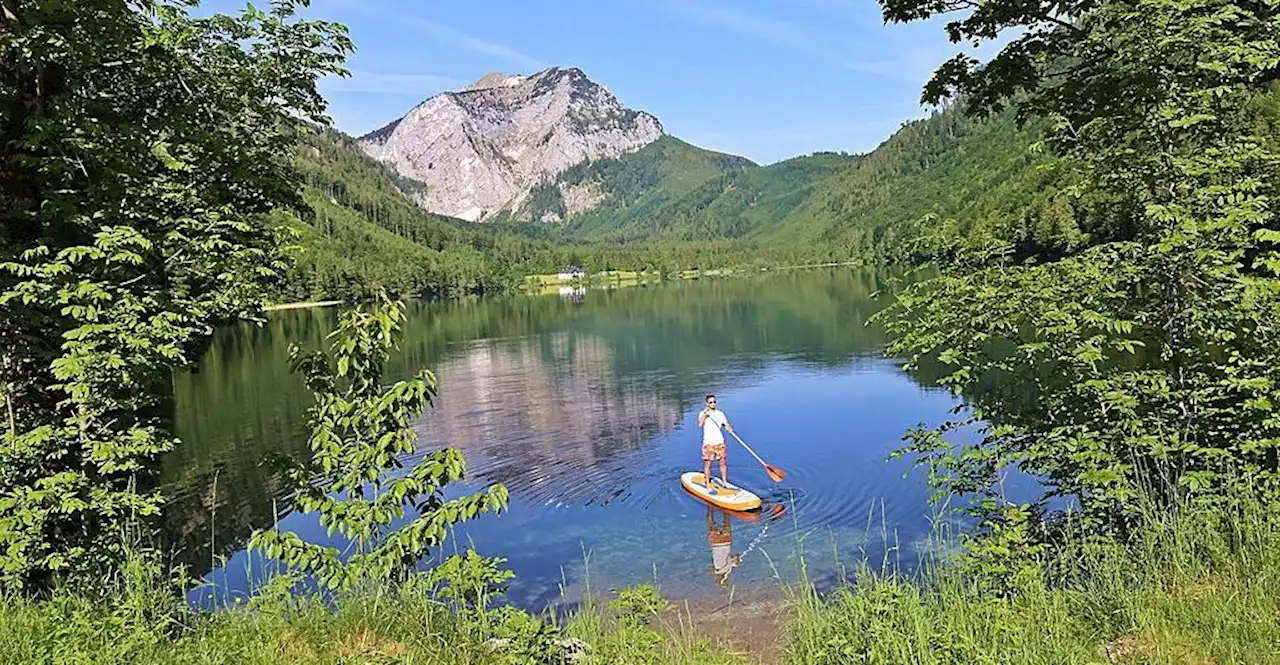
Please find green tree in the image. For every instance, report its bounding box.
[249,296,508,590]
[0,0,351,589]
[877,0,1280,538]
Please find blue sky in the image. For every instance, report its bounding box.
[212,1,1001,164]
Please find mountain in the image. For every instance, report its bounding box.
[525,147,860,242]
[358,67,670,222]
[533,105,1060,257]
[341,64,1077,269]
[510,135,758,228]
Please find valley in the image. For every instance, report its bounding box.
[285,67,1066,303]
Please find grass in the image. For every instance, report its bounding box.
[263,300,343,312]
[520,261,862,295]
[6,491,1280,664]
[0,558,744,665]
[785,493,1280,664]
[522,270,662,296]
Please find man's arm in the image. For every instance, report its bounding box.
[721,412,733,433]
[697,410,706,427]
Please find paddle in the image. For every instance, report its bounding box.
[726,428,785,483]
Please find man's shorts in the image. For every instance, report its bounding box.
[701,442,726,462]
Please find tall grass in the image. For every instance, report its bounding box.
[0,551,743,665]
[8,489,1280,663]
[785,488,1280,664]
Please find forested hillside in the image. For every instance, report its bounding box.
[280,129,561,301]
[540,143,860,242]
[512,135,759,231]
[510,105,1065,262]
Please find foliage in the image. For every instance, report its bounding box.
[517,135,757,229]
[0,0,350,590]
[283,128,545,300]
[875,0,1280,541]
[249,296,508,590]
[423,549,515,614]
[8,494,1280,665]
[609,583,669,621]
[275,86,1099,300]
[787,487,1280,665]
[296,128,471,252]
[482,606,571,665]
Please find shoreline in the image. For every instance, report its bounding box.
[524,260,863,296]
[265,263,867,309]
[262,299,342,312]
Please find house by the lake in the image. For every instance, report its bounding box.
[557,266,585,281]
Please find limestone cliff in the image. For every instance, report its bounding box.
[358,67,663,221]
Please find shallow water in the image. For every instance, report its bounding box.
[160,267,978,609]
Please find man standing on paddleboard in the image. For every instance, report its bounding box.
[698,394,733,493]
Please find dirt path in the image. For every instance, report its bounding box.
[668,587,790,664]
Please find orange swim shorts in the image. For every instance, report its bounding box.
[701,442,726,462]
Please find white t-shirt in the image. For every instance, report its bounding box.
[701,409,728,444]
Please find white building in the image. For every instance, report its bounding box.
[557,266,585,281]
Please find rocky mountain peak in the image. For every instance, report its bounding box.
[357,66,664,222]
[465,71,526,91]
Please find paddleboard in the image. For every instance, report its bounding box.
[680,472,762,512]
[681,485,764,522]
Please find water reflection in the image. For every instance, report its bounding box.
[706,508,743,587]
[162,267,960,606]
[416,332,684,508]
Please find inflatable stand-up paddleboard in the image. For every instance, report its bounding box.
[680,472,762,512]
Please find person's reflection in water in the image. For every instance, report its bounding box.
[706,507,743,587]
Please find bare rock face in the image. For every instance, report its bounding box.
[358,67,663,221]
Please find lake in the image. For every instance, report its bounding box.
[159,267,972,610]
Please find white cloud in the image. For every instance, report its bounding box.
[659,2,815,51]
[845,23,1022,86]
[404,18,543,72]
[652,1,949,84]
[336,1,543,73]
[651,0,1015,88]
[841,48,948,84]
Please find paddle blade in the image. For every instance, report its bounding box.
[765,464,785,483]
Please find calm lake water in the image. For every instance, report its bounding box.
[160,267,976,610]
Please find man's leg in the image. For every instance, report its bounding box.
[720,452,728,486]
[703,453,714,492]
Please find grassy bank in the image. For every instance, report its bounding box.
[521,261,862,296]
[786,494,1280,664]
[0,573,741,664]
[6,494,1280,664]
[263,300,344,312]
[523,270,661,296]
